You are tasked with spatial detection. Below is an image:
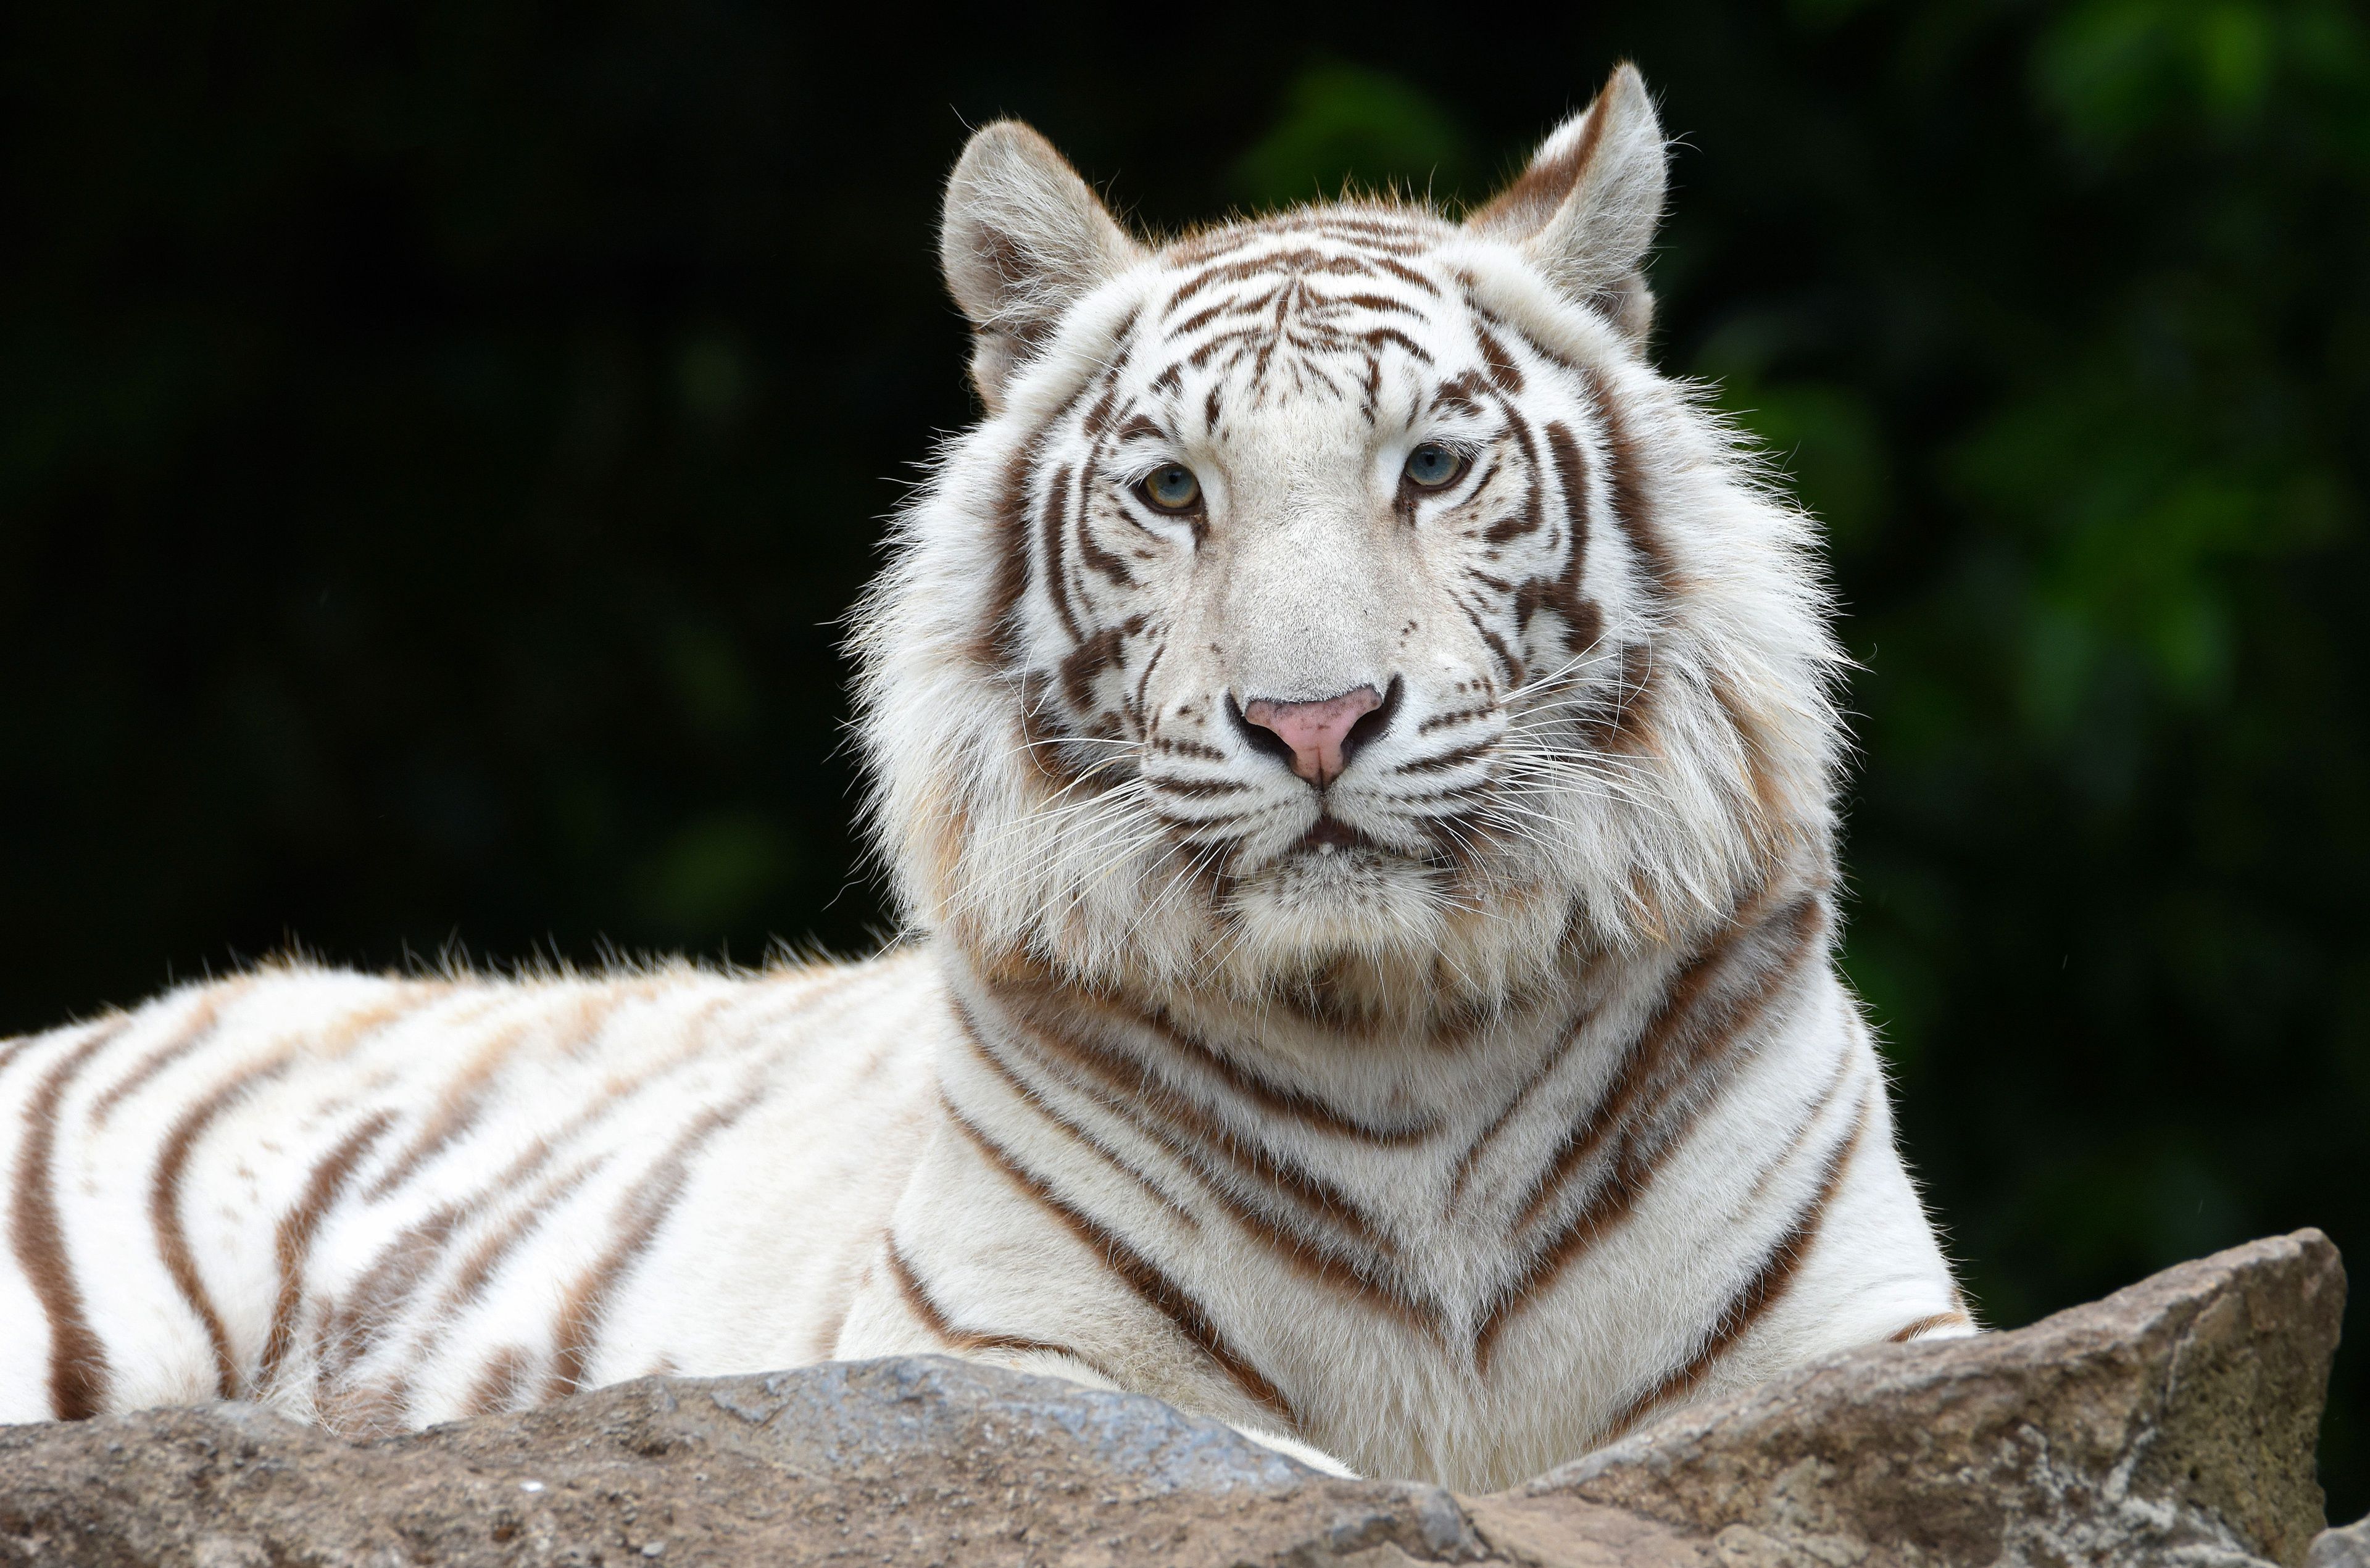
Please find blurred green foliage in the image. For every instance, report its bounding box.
[0,0,2362,1512]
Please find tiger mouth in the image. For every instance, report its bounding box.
[1295,816,1385,856]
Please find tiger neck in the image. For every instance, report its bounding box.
[938,851,1839,1203]
[929,858,1842,1383]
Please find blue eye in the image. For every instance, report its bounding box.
[1140,463,1202,512]
[1403,443,1465,489]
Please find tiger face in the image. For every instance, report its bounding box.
[1004,218,1646,953]
[859,68,1841,1013]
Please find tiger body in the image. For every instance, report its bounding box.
[1,67,1969,1491]
[0,958,938,1435]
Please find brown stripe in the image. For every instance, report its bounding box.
[946,1098,1296,1426]
[1444,990,1603,1206]
[1476,324,1525,393]
[426,990,795,1340]
[1573,639,1657,752]
[1075,482,1138,589]
[1265,958,1498,1048]
[1056,623,1128,716]
[1104,309,1141,366]
[1529,420,1602,656]
[1599,1099,1869,1438]
[1337,291,1423,318]
[1039,462,1081,641]
[440,1154,609,1314]
[1578,365,1676,599]
[462,1345,534,1416]
[1474,618,1526,687]
[1515,894,1824,1229]
[1153,778,1250,802]
[312,990,439,1059]
[1186,325,1268,370]
[317,1049,625,1383]
[1079,381,1121,439]
[961,1006,1442,1337]
[1482,411,1547,560]
[1163,247,1378,313]
[1484,513,1537,546]
[318,1206,471,1383]
[544,1084,764,1398]
[149,1053,292,1398]
[1170,299,1236,338]
[9,1020,131,1419]
[1163,224,1268,267]
[974,436,1042,668]
[364,1020,533,1201]
[1430,369,1487,416]
[976,988,1400,1242]
[1472,894,1826,1366]
[1888,1311,1972,1343]
[1358,326,1434,363]
[885,1237,1110,1374]
[1397,740,1495,776]
[88,985,241,1126]
[1739,1050,1857,1210]
[257,1110,395,1391]
[1371,255,1442,295]
[1418,704,1497,736]
[1007,976,1437,1146]
[955,1011,1197,1227]
[559,984,644,1061]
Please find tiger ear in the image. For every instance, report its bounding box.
[941,120,1146,410]
[1466,64,1668,347]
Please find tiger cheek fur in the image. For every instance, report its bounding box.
[2,65,1967,1495]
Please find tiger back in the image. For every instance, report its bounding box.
[1,65,1968,1491]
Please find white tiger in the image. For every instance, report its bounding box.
[0,65,1969,1491]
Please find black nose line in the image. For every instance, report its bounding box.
[1224,692,1301,770]
[1337,675,1403,775]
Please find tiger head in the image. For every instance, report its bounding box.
[855,66,1842,1020]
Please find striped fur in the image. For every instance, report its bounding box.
[1,66,1966,1490]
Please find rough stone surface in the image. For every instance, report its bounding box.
[2311,1517,2370,1568]
[0,1356,1526,1567]
[0,1230,2344,1567]
[1517,1229,2345,1568]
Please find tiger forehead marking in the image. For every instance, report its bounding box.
[1050,233,1606,729]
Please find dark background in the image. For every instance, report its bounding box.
[3,0,2364,1513]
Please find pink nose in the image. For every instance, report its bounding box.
[1239,686,1384,786]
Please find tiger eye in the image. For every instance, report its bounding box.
[1141,463,1202,512]
[1403,443,1465,489]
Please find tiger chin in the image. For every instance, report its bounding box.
[0,64,1970,1493]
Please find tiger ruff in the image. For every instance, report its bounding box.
[0,66,1968,1490]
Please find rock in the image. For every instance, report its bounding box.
[0,1356,1520,1567]
[1503,1228,2345,1568]
[0,1230,2344,1567]
[2311,1517,2370,1568]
